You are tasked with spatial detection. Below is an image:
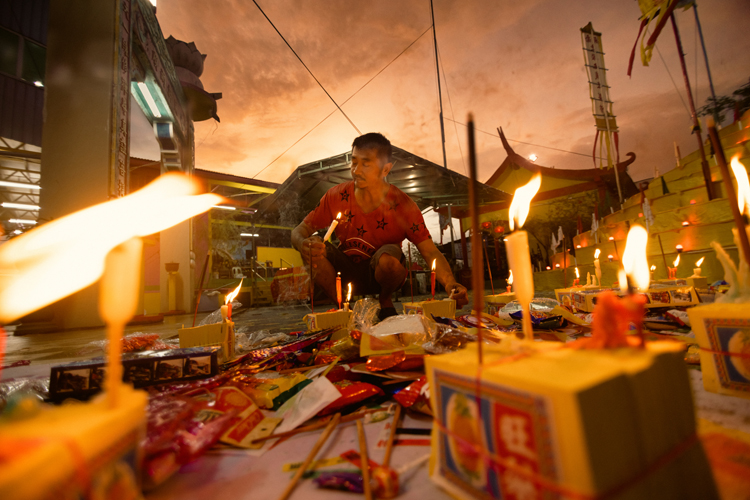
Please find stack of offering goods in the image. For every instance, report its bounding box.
[426,293,719,499]
[569,284,699,313]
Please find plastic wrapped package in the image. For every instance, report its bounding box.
[234,328,297,353]
[349,298,381,332]
[81,333,179,355]
[422,324,477,354]
[314,335,361,365]
[393,376,432,416]
[317,379,384,416]
[198,300,242,326]
[0,377,49,414]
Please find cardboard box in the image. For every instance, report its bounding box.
[553,286,590,306]
[179,321,235,363]
[49,347,220,401]
[403,299,456,319]
[304,310,352,332]
[687,302,750,399]
[0,385,146,500]
[427,343,718,499]
[687,276,708,289]
[570,285,700,313]
[484,293,516,316]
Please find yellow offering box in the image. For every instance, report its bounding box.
[687,302,750,399]
[179,321,235,363]
[570,285,700,313]
[304,309,352,340]
[686,276,708,289]
[403,299,456,319]
[0,385,147,500]
[484,293,516,316]
[426,342,718,499]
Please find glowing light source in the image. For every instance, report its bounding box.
[240,233,259,237]
[546,266,551,270]
[682,221,689,226]
[695,257,705,267]
[650,265,656,271]
[594,248,601,259]
[1,202,40,210]
[507,270,513,285]
[0,173,222,322]
[8,219,36,225]
[0,180,41,190]
[608,236,614,241]
[576,244,581,249]
[213,205,236,210]
[137,82,162,118]
[33,81,43,87]
[619,225,650,292]
[226,280,242,305]
[528,154,538,162]
[508,174,541,231]
[575,267,580,278]
[731,155,750,215]
[673,254,680,268]
[676,244,684,253]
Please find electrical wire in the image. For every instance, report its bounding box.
[252,0,361,135]
[443,117,592,158]
[251,25,433,179]
[654,43,692,120]
[438,46,467,175]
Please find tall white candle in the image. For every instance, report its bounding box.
[323,212,342,242]
[594,248,601,287]
[506,174,541,342]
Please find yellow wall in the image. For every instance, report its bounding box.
[257,246,303,268]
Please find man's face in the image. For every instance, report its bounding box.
[351,147,391,189]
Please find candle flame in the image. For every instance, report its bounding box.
[673,254,680,268]
[507,270,513,284]
[696,257,705,267]
[431,259,436,271]
[508,174,541,231]
[347,282,352,302]
[594,248,601,259]
[336,212,342,220]
[226,279,243,305]
[621,224,650,291]
[0,173,222,323]
[731,155,749,215]
[650,265,656,271]
[575,267,580,278]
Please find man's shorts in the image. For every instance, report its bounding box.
[325,242,405,295]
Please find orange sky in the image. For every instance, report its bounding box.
[155,0,750,186]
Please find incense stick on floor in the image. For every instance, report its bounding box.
[357,419,373,500]
[382,404,401,468]
[251,407,382,444]
[278,412,341,500]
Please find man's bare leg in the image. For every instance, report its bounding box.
[374,253,407,309]
[308,257,337,302]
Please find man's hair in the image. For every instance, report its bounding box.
[352,133,392,165]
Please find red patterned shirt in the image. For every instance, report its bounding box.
[303,181,431,263]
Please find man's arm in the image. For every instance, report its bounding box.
[415,238,468,307]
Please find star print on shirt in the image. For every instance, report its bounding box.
[344,211,355,223]
[411,223,422,233]
[376,218,388,230]
[340,190,350,202]
[388,201,400,211]
[357,225,367,237]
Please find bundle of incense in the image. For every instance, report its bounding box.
[250,407,384,444]
[278,413,341,500]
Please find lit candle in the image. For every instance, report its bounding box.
[100,238,143,408]
[692,257,705,277]
[670,254,680,280]
[594,248,601,287]
[506,270,513,294]
[574,266,580,286]
[505,174,542,342]
[618,225,650,346]
[345,282,352,311]
[323,212,342,242]
[430,259,436,300]
[336,272,342,310]
[222,279,242,322]
[650,264,656,280]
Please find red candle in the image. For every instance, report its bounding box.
[336,272,342,310]
[430,259,436,300]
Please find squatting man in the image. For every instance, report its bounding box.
[291,133,469,320]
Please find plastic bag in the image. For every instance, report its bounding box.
[349,298,380,332]
[234,328,296,353]
[198,300,242,326]
[0,377,49,414]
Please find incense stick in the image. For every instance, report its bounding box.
[467,114,484,364]
[706,117,750,264]
[193,249,212,327]
[657,234,669,275]
[408,243,414,304]
[309,245,314,313]
[382,404,401,468]
[251,407,383,444]
[482,237,495,295]
[278,412,341,500]
[357,419,373,500]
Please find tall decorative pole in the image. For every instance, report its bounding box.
[430,0,447,170]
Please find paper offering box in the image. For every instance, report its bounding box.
[49,346,220,401]
[688,302,750,399]
[571,285,700,312]
[426,343,718,499]
[484,293,516,316]
[179,321,235,363]
[403,299,456,319]
[0,385,147,500]
[304,310,352,331]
